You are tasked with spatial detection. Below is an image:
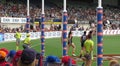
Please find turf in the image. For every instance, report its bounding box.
[0,35,120,66]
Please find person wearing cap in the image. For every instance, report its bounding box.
[0,48,9,55]
[17,48,36,66]
[5,50,16,63]
[14,28,21,51]
[23,33,31,49]
[0,50,13,66]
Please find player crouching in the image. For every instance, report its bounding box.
[23,33,31,49]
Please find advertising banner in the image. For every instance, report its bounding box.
[0,33,4,42]
[1,17,26,23]
[2,30,120,42]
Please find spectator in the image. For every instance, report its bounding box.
[6,50,16,63]
[109,60,120,66]
[0,0,120,33]
[17,48,36,66]
[12,50,23,66]
[0,48,13,66]
[35,52,41,66]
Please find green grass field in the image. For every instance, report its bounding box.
[0,35,120,66]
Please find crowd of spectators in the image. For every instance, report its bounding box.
[0,25,23,33]
[0,24,62,33]
[0,1,120,33]
[0,46,78,66]
[0,24,89,33]
[0,1,120,21]
[0,48,42,66]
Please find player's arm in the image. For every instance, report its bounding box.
[28,41,31,44]
[14,34,16,38]
[70,35,72,39]
[84,41,86,50]
[23,38,25,43]
[29,39,31,44]
[90,41,94,52]
[68,37,70,41]
[20,33,21,38]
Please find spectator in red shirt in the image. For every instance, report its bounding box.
[0,48,13,66]
[12,50,22,66]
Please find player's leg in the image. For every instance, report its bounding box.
[80,42,85,58]
[85,59,92,66]
[16,39,20,51]
[71,43,76,56]
[84,53,92,66]
[67,43,71,54]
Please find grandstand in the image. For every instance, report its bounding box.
[0,0,120,33]
[0,0,120,32]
